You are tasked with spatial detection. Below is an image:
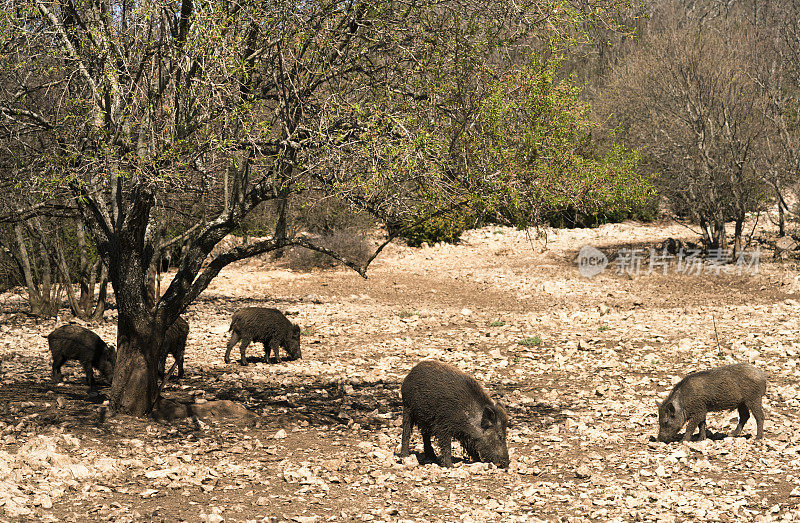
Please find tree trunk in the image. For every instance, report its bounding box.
[14,223,43,314]
[90,262,109,322]
[733,217,744,258]
[109,317,162,415]
[53,231,82,316]
[77,220,93,312]
[104,184,166,416]
[698,218,712,248]
[272,195,289,259]
[712,220,727,250]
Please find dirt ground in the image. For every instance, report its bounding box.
[2,220,800,522]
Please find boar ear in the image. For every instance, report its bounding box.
[481,406,497,430]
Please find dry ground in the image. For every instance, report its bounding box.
[2,220,800,522]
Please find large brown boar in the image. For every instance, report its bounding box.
[400,360,510,468]
[657,363,766,443]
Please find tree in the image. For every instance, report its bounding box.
[469,56,654,228]
[601,23,772,254]
[0,0,636,415]
[0,216,109,319]
[752,0,800,236]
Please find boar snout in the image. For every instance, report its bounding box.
[657,399,684,443]
[286,325,302,359]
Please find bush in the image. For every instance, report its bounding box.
[282,228,374,271]
[397,203,480,247]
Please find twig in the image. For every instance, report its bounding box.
[150,359,178,413]
[669,215,703,237]
[712,315,722,357]
[745,211,760,250]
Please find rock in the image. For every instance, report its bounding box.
[775,236,798,252]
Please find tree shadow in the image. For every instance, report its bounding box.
[403,450,471,467]
[172,370,403,428]
[223,355,299,366]
[0,380,109,429]
[649,429,746,443]
[193,294,318,312]
[493,383,568,429]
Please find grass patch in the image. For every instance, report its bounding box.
[518,336,542,347]
[598,326,610,332]
[489,320,506,327]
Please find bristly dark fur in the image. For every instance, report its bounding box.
[400,359,510,468]
[159,316,189,379]
[225,307,302,364]
[48,324,116,394]
[657,362,767,443]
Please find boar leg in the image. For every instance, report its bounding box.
[400,411,412,458]
[439,436,453,467]
[696,419,707,441]
[267,338,280,363]
[52,355,65,384]
[83,361,96,393]
[731,404,750,437]
[747,400,765,439]
[682,416,702,442]
[238,338,252,366]
[422,430,437,463]
[224,332,240,364]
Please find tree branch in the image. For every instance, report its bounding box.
[35,1,103,127]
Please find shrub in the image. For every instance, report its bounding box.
[282,228,373,271]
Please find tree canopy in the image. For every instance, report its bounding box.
[0,0,644,415]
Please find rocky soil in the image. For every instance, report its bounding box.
[1,220,800,522]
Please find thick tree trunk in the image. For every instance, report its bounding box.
[105,184,166,416]
[109,317,162,415]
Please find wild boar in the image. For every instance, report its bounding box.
[224,307,301,365]
[158,316,189,379]
[400,359,510,468]
[48,324,116,394]
[657,362,766,443]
